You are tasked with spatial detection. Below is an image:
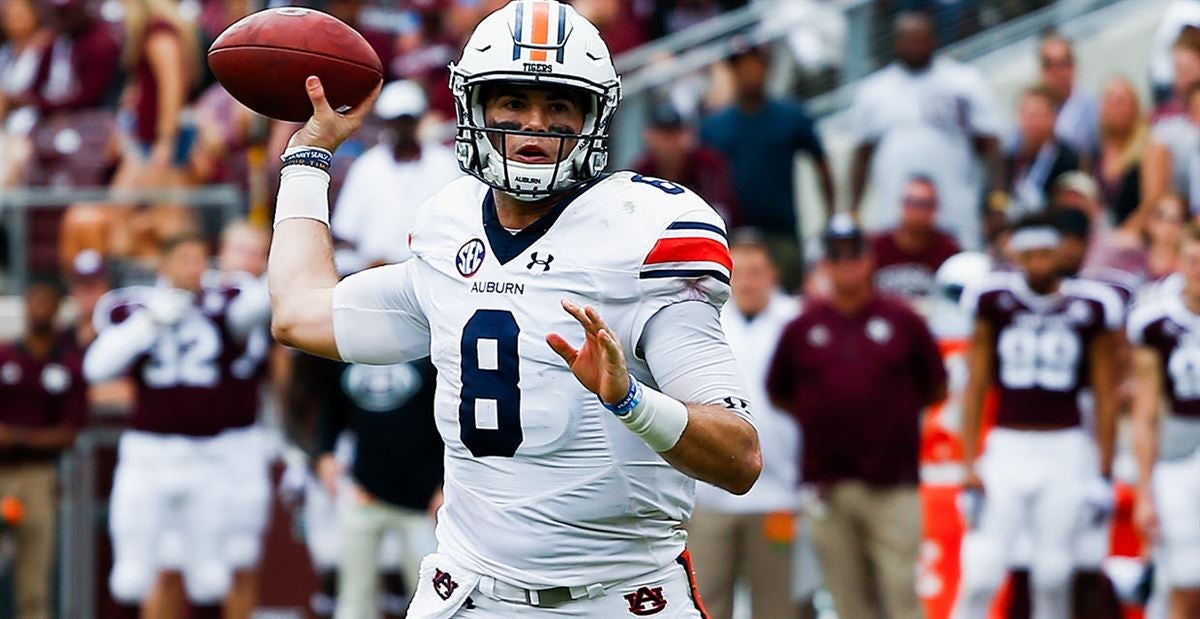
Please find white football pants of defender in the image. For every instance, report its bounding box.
[407,551,708,618]
[109,427,271,604]
[953,428,1092,619]
[1152,445,1200,589]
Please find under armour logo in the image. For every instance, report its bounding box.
[723,396,749,412]
[432,569,458,600]
[624,586,667,615]
[526,252,554,272]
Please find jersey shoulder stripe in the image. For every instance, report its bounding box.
[1127,298,1171,346]
[1065,278,1125,330]
[641,220,732,285]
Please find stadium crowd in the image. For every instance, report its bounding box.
[1,0,1200,618]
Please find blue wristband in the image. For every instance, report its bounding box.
[600,374,641,417]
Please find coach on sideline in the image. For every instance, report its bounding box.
[767,215,946,619]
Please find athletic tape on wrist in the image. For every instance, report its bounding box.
[274,160,332,228]
[614,381,689,452]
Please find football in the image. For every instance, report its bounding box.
[208,7,383,122]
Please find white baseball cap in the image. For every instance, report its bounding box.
[374,80,428,120]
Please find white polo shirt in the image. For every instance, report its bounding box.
[332,141,462,270]
[698,293,802,514]
[851,57,1003,250]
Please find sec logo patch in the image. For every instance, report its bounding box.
[456,238,486,278]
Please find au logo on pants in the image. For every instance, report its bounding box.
[433,569,459,600]
[623,586,667,615]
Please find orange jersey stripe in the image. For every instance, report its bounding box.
[530,1,549,61]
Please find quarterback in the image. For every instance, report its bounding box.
[268,1,761,617]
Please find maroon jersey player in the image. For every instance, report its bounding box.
[1128,223,1200,618]
[83,233,270,614]
[952,215,1123,619]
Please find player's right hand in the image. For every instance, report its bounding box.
[963,468,984,494]
[288,76,382,153]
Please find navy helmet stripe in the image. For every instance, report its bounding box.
[512,1,525,60]
[666,221,728,239]
[556,3,566,63]
[639,269,731,285]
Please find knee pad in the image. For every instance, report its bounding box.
[959,533,1007,592]
[109,561,155,604]
[183,561,232,604]
[1031,548,1074,591]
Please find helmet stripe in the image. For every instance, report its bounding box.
[529,1,550,62]
[556,3,566,62]
[511,1,524,60]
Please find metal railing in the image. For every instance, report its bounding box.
[1,185,245,293]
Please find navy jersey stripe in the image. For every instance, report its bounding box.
[512,1,524,60]
[639,269,731,285]
[666,221,727,239]
[556,3,566,62]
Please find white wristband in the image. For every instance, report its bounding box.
[617,382,689,452]
[274,155,332,228]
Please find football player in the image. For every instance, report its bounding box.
[1128,223,1200,619]
[268,1,761,617]
[83,232,271,617]
[953,215,1123,619]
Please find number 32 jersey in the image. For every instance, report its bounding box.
[332,172,735,589]
[962,272,1123,427]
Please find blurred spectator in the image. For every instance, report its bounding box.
[701,42,834,289]
[22,0,120,115]
[849,11,1003,251]
[388,9,457,121]
[0,0,48,121]
[332,80,461,272]
[1095,77,1147,226]
[1051,172,1148,284]
[1152,25,1200,123]
[0,0,46,185]
[1038,32,1098,158]
[1144,194,1188,281]
[66,249,110,349]
[216,220,269,278]
[689,233,801,619]
[107,0,202,261]
[1006,85,1081,217]
[573,0,648,57]
[190,82,264,187]
[632,102,737,224]
[312,357,442,618]
[1053,203,1141,306]
[0,279,87,619]
[767,215,946,619]
[651,0,743,39]
[1142,80,1200,228]
[870,175,962,299]
[1151,5,1200,108]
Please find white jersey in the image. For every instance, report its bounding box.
[851,57,1002,249]
[332,172,738,588]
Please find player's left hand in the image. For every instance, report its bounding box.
[547,301,630,405]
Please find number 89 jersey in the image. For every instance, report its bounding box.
[331,172,732,589]
[962,272,1123,428]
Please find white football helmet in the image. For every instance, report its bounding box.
[934,251,992,304]
[449,0,621,200]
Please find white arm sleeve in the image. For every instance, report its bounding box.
[226,277,272,340]
[332,259,431,364]
[83,311,159,383]
[639,300,755,426]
